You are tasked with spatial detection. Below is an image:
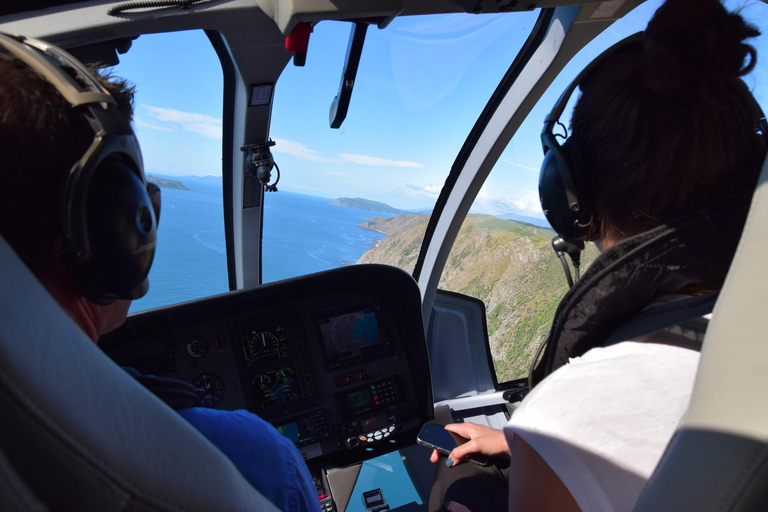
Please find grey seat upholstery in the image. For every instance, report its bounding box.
[634,154,768,510]
[0,446,47,512]
[0,236,280,512]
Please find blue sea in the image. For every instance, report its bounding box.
[129,176,422,510]
[131,177,393,313]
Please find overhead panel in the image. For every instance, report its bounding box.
[254,0,404,34]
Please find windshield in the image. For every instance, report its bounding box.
[265,11,540,283]
[113,30,226,314]
[438,0,768,384]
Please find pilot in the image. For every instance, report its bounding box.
[428,0,766,510]
[0,39,320,512]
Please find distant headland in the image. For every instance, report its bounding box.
[331,197,407,215]
[146,175,189,191]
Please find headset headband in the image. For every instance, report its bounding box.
[543,32,643,131]
[0,32,155,302]
[544,30,768,140]
[0,33,115,107]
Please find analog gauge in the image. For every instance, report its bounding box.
[276,366,295,382]
[192,373,225,407]
[251,366,302,408]
[186,336,209,359]
[252,373,272,387]
[248,331,280,360]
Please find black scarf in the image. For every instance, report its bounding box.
[531,199,751,386]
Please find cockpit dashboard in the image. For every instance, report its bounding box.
[101,264,433,469]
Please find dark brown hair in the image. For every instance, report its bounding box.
[0,53,135,269]
[571,0,765,241]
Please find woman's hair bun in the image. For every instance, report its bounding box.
[643,0,760,96]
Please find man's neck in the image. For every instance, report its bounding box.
[61,295,103,343]
[37,271,103,343]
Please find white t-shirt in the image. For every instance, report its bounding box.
[505,341,700,511]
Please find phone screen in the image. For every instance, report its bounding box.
[417,422,467,453]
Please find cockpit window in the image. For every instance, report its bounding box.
[439,0,768,385]
[265,11,540,283]
[113,30,226,314]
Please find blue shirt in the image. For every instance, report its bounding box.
[179,408,320,512]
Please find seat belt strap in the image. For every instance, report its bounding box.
[603,292,718,350]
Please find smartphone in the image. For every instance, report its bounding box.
[417,422,489,466]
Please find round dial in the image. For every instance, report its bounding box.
[276,366,295,382]
[251,366,302,408]
[248,331,279,359]
[192,373,225,407]
[186,336,209,359]
[252,373,272,386]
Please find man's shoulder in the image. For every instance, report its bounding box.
[178,407,287,443]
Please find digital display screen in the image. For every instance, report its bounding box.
[346,389,372,410]
[239,324,290,366]
[363,490,386,507]
[318,308,383,366]
[251,365,303,409]
[366,495,383,505]
[276,418,317,447]
[361,413,388,432]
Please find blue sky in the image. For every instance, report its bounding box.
[114,0,768,215]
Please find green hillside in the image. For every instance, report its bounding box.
[358,214,598,383]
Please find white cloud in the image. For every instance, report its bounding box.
[473,186,542,216]
[185,122,222,139]
[340,153,424,168]
[404,183,443,199]
[502,158,539,172]
[497,196,541,214]
[139,105,222,139]
[271,138,341,163]
[135,117,173,132]
[269,138,425,169]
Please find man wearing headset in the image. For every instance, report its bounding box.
[0,34,319,512]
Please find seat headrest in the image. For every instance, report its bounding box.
[0,235,278,511]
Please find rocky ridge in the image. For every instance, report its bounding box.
[357,214,598,382]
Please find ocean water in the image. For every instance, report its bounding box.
[131,179,391,313]
[261,190,393,283]
[128,177,422,510]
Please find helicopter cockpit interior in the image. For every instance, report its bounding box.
[1,0,768,511]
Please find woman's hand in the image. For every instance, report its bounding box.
[428,423,510,465]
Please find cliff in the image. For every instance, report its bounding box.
[357,214,598,383]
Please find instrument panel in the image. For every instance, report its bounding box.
[101,264,433,468]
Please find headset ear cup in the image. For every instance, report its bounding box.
[561,138,583,179]
[562,137,596,239]
[85,158,156,301]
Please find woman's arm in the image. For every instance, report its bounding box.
[428,422,580,511]
[508,434,581,511]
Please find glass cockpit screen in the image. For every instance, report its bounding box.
[318,307,385,368]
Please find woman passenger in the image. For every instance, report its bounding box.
[428,0,766,510]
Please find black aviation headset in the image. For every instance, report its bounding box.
[0,33,160,304]
[539,33,644,246]
[539,31,768,247]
